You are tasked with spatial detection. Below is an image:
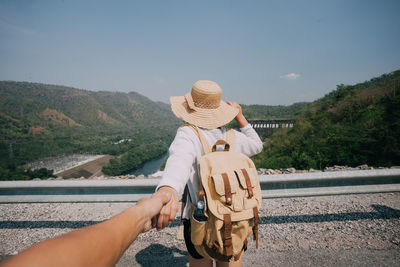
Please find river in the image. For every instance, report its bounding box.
[129,153,168,176]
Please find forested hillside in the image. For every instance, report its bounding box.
[242,102,310,119]
[225,102,309,130]
[253,70,400,170]
[0,81,180,179]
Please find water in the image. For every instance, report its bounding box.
[130,153,168,176]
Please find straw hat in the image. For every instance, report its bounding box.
[170,80,238,129]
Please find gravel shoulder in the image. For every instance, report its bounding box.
[1,193,399,266]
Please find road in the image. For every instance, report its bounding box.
[1,192,399,266]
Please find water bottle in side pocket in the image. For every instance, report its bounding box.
[193,201,207,222]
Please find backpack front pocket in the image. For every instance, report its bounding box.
[235,167,260,210]
[211,171,245,212]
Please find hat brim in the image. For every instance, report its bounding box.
[170,96,239,129]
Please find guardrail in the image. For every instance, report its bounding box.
[0,169,399,203]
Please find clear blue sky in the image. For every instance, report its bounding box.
[1,0,399,105]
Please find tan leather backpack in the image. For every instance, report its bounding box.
[183,125,261,262]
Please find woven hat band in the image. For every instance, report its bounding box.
[185,92,221,110]
[193,99,221,109]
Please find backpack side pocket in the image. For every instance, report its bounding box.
[190,204,207,246]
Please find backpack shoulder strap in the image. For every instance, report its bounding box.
[226,129,236,151]
[179,123,211,154]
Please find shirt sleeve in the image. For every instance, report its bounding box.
[156,127,197,197]
[235,124,263,157]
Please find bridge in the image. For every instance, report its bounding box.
[248,118,296,138]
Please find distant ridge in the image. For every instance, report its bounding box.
[0,81,176,131]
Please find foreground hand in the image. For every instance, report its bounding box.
[152,186,179,231]
[137,190,172,232]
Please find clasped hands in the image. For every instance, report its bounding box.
[139,186,179,233]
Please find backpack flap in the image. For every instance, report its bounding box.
[234,167,260,210]
[211,171,239,210]
[201,164,261,222]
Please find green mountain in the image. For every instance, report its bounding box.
[0,81,181,179]
[253,70,400,170]
[0,81,177,134]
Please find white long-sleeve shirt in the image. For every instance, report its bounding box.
[157,124,263,219]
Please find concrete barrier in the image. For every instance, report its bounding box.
[0,169,399,203]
